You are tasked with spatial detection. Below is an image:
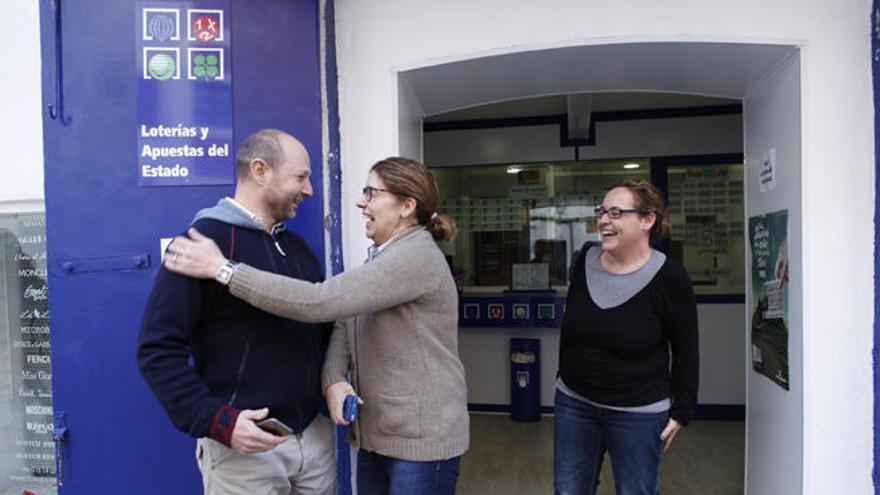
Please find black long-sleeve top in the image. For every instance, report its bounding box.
[558,246,699,425]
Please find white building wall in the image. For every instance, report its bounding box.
[333,1,874,493]
[743,51,805,494]
[0,0,44,212]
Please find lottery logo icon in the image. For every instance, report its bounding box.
[143,8,179,41]
[188,49,224,81]
[148,53,176,80]
[193,15,219,41]
[488,304,504,320]
[148,14,175,41]
[193,53,219,80]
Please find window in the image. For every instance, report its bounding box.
[434,158,745,296]
[0,212,54,493]
[433,159,650,290]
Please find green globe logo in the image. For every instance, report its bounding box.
[148,53,176,80]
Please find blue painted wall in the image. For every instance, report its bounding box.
[40,0,325,492]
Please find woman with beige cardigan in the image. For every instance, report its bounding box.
[165,157,469,495]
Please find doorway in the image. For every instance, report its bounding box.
[422,92,745,494]
[394,41,803,494]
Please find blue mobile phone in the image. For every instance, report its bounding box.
[343,394,358,422]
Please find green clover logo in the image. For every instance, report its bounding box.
[193,54,219,80]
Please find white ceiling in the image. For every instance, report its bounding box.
[402,42,796,120]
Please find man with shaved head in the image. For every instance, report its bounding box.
[138,129,335,494]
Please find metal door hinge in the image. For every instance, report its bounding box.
[53,411,68,486]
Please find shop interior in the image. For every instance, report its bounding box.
[423,92,747,494]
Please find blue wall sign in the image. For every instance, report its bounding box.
[458,293,565,328]
[136,2,233,186]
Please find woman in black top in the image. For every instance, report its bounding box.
[554,179,698,495]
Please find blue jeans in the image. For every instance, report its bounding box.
[357,449,460,495]
[554,389,667,495]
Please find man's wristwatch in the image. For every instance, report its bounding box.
[215,260,238,286]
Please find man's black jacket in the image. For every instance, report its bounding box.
[137,216,331,446]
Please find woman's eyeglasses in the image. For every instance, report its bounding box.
[361,186,392,201]
[594,206,643,219]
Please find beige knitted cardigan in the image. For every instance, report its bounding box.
[229,226,469,461]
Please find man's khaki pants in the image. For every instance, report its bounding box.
[196,414,335,495]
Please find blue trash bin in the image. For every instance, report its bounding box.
[510,338,540,422]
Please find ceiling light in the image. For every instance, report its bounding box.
[623,163,640,169]
[507,165,523,174]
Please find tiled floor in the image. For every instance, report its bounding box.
[458,413,744,495]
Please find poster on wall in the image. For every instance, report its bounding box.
[748,209,790,390]
[684,214,719,287]
[136,2,233,186]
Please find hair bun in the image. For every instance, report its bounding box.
[426,214,457,242]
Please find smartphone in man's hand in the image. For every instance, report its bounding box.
[255,417,293,436]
